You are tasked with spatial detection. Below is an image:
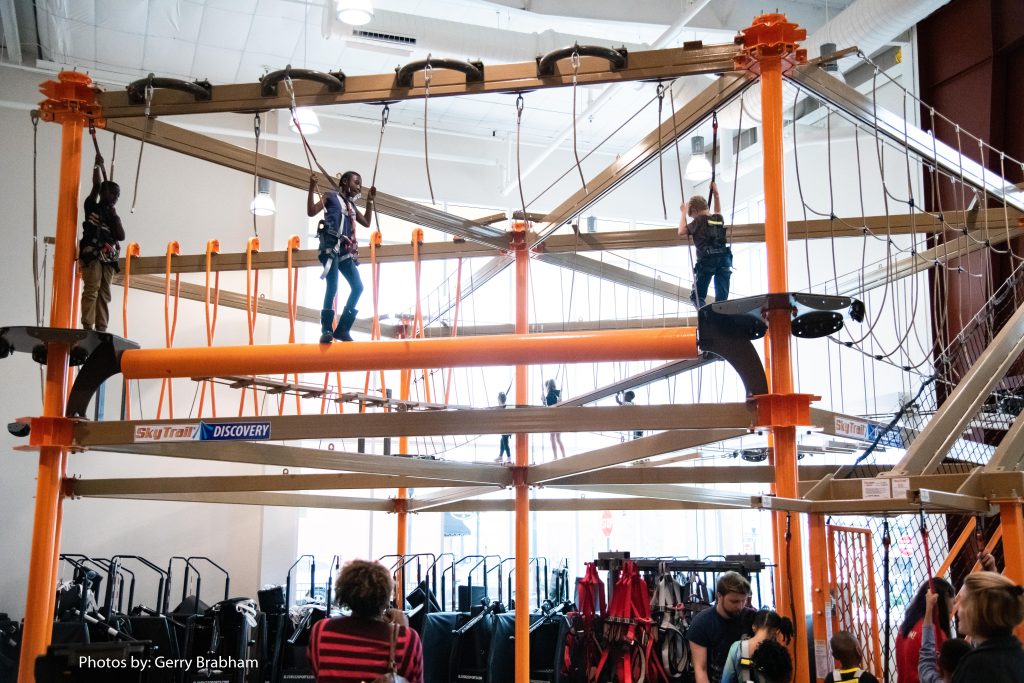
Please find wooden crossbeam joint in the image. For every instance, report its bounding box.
[511,466,528,487]
[392,497,410,515]
[37,72,102,125]
[751,393,818,428]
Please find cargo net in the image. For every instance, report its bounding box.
[823,510,1003,678]
[845,253,1024,477]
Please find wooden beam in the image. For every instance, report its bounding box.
[95,43,746,119]
[102,117,507,248]
[555,463,845,486]
[408,486,503,512]
[530,425,752,484]
[549,483,755,508]
[417,315,699,337]
[91,442,510,485]
[71,472,481,496]
[82,491,394,510]
[74,404,756,447]
[425,497,754,512]
[535,251,695,302]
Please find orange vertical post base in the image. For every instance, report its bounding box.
[997,501,1024,643]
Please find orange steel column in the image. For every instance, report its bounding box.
[808,513,830,681]
[396,321,413,592]
[512,222,530,682]
[996,500,1024,641]
[738,14,811,682]
[20,71,98,676]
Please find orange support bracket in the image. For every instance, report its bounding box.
[280,235,302,416]
[156,241,181,418]
[198,239,221,418]
[121,242,140,419]
[362,231,387,412]
[240,236,261,416]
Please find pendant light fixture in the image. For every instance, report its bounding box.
[250,177,276,216]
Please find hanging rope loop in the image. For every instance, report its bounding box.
[515,92,528,225]
[656,83,666,219]
[422,54,437,204]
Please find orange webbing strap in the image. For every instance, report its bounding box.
[238,237,261,416]
[197,239,220,418]
[279,236,302,416]
[362,231,387,413]
[443,256,464,405]
[121,243,140,419]
[156,241,181,418]
[411,229,431,403]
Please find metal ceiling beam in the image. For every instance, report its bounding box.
[889,298,1024,476]
[530,424,752,484]
[82,491,394,510]
[91,442,509,485]
[408,486,504,512]
[788,65,1024,215]
[95,43,745,119]
[422,497,752,513]
[74,404,753,447]
[100,117,507,249]
[555,463,845,486]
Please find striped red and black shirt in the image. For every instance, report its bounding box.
[308,616,423,683]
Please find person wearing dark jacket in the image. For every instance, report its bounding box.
[950,571,1024,683]
[79,153,125,332]
[678,181,731,308]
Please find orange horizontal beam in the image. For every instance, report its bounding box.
[120,327,699,380]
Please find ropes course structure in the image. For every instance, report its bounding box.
[11,14,1024,682]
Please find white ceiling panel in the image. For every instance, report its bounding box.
[93,0,148,34]
[256,0,305,22]
[147,0,203,42]
[62,19,97,66]
[197,4,253,51]
[95,26,144,76]
[192,43,243,84]
[246,12,302,59]
[207,0,257,11]
[143,35,196,77]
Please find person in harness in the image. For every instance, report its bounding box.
[79,153,125,332]
[721,609,794,683]
[308,171,376,343]
[678,181,731,309]
[825,631,880,683]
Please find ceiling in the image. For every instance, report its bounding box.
[2,0,863,149]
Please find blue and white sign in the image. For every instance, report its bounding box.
[199,421,272,441]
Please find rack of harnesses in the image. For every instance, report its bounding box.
[563,553,769,683]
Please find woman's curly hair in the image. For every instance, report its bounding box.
[751,639,793,683]
[334,559,393,618]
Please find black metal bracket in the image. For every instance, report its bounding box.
[260,65,346,98]
[696,292,864,396]
[127,74,212,104]
[536,44,628,77]
[395,58,484,88]
[0,327,139,418]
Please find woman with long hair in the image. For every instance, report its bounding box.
[896,577,955,683]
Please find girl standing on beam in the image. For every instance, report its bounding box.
[308,171,376,343]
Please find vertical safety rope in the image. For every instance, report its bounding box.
[156,242,181,419]
[252,113,261,238]
[130,82,153,213]
[280,236,302,416]
[515,94,529,224]
[239,237,261,416]
[668,87,695,281]
[785,512,799,647]
[88,119,108,182]
[198,239,221,418]
[882,518,892,683]
[109,133,117,181]
[371,104,389,233]
[656,83,666,220]
[362,232,387,412]
[412,229,431,402]
[423,57,436,204]
[30,110,44,396]
[707,111,718,207]
[443,258,464,405]
[570,46,588,195]
[121,243,140,419]
[920,507,934,592]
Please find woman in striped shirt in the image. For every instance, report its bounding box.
[309,559,423,683]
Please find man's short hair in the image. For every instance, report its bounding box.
[716,571,751,598]
[830,631,862,667]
